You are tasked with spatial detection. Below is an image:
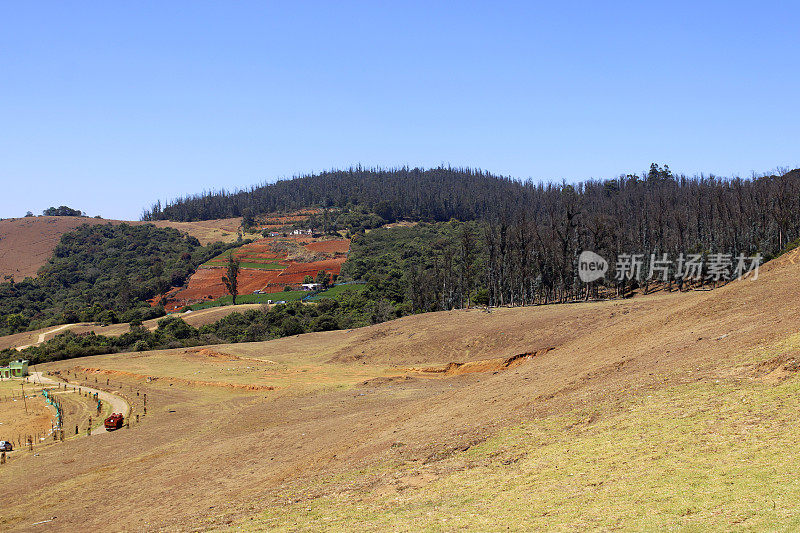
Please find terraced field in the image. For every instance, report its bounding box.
[162,236,350,311]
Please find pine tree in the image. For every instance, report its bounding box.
[222,255,240,305]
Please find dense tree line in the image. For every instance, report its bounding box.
[0,224,238,335]
[476,165,800,306]
[299,205,388,236]
[144,163,800,310]
[140,165,800,245]
[341,221,482,313]
[142,166,527,223]
[342,165,800,311]
[1,291,396,365]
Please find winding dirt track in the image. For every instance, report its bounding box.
[29,372,130,435]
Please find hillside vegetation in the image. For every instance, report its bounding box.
[0,216,248,281]
[0,223,237,335]
[144,165,800,307]
[3,248,800,530]
[1,285,379,366]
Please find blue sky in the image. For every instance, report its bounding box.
[1,1,798,219]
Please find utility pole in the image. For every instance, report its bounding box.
[21,382,27,414]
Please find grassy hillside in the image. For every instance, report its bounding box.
[0,223,238,334]
[253,375,800,531]
[2,249,800,529]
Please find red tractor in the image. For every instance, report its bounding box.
[104,413,124,431]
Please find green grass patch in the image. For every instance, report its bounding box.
[189,291,306,310]
[203,261,285,270]
[308,283,366,300]
[202,256,285,270]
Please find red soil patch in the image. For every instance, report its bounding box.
[275,258,346,284]
[305,239,350,254]
[259,208,321,226]
[160,237,350,309]
[164,268,288,306]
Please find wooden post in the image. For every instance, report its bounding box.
[21,383,27,414]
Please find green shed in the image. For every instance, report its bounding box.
[0,359,29,379]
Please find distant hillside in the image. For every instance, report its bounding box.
[0,216,245,280]
[144,165,800,307]
[142,166,800,227]
[0,216,112,280]
[0,224,238,335]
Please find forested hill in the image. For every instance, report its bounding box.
[142,167,530,222]
[142,166,800,234]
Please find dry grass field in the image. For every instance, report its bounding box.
[1,251,800,530]
[0,380,54,441]
[148,217,246,245]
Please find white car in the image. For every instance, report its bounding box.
[0,441,12,452]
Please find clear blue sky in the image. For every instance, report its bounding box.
[1,1,798,219]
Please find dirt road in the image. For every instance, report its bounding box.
[2,305,266,351]
[29,372,130,434]
[14,324,73,350]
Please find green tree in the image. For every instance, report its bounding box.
[315,270,332,289]
[473,288,490,307]
[43,206,83,216]
[222,255,241,305]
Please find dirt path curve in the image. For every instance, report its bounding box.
[37,324,72,343]
[15,324,74,350]
[28,372,131,435]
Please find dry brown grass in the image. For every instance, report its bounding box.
[1,254,800,530]
[0,381,53,441]
[0,216,114,280]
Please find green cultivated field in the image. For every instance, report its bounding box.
[306,283,366,300]
[189,291,306,310]
[201,246,286,270]
[188,284,364,310]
